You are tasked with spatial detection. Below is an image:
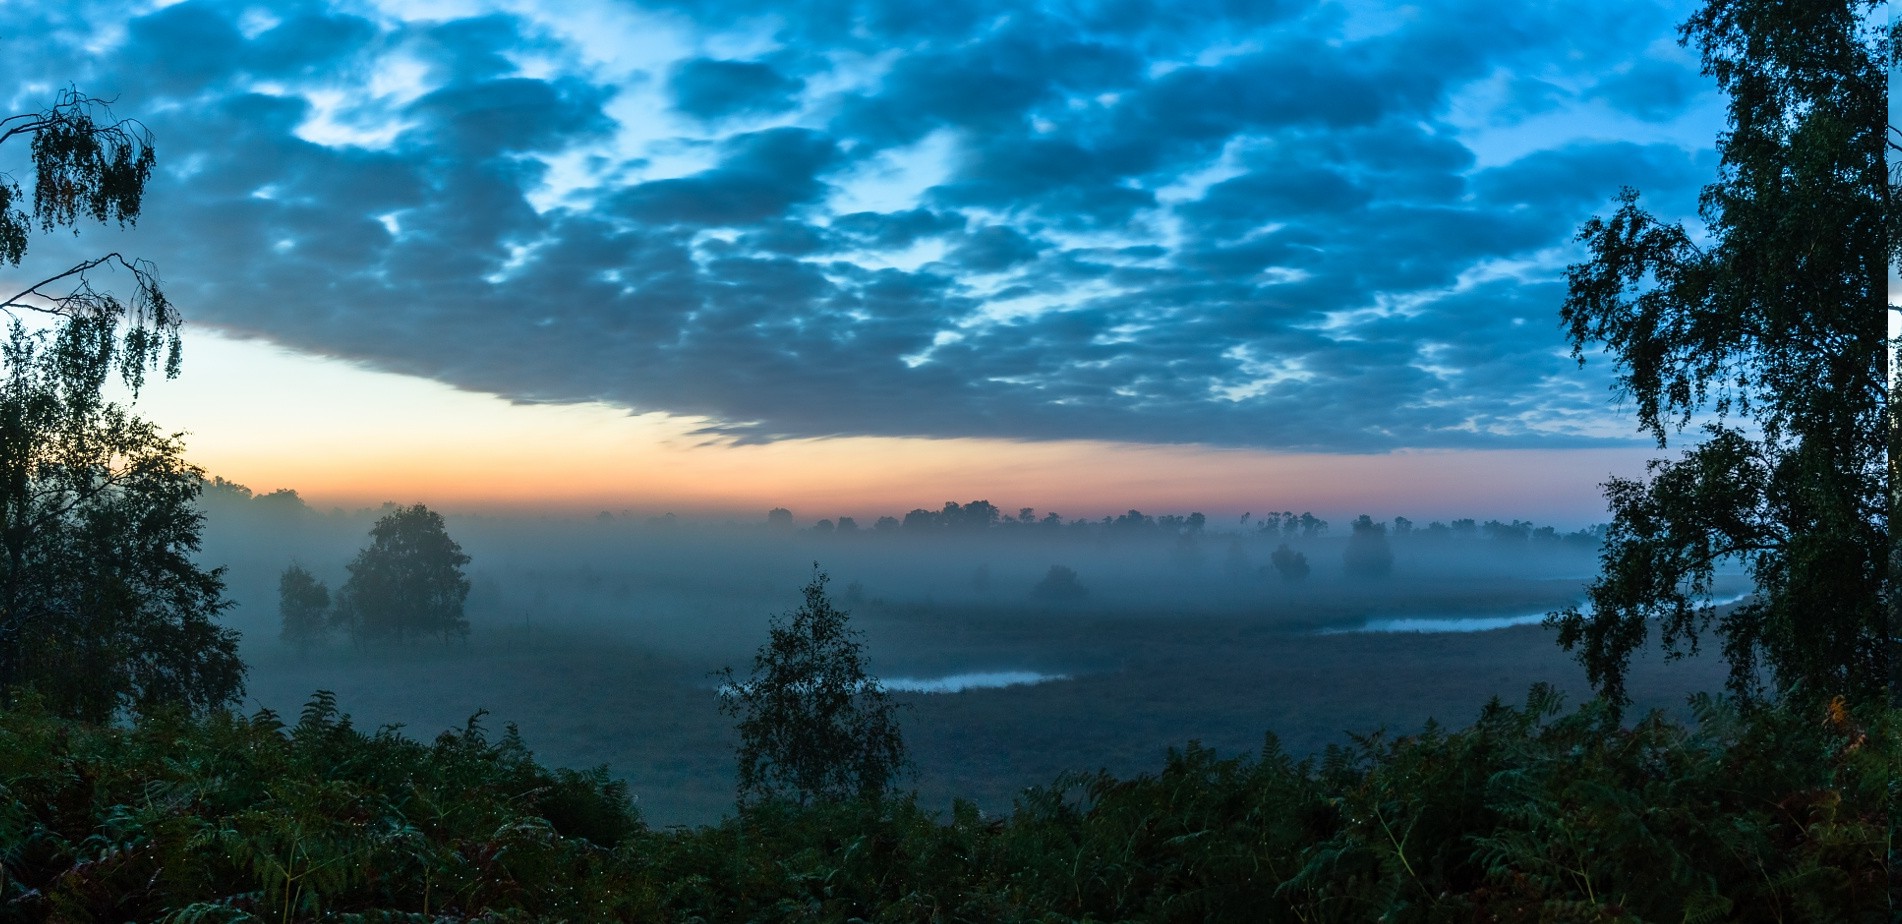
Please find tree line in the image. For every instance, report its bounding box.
[739,500,1606,550]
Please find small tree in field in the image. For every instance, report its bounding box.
[1268,544,1310,581]
[278,563,330,650]
[1031,564,1088,601]
[718,566,907,807]
[334,504,470,644]
[1342,514,1394,579]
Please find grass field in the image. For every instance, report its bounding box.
[201,500,1746,825]
[239,577,1734,826]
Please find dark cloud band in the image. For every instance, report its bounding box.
[5,0,1714,452]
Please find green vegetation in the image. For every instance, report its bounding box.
[718,567,909,807]
[0,92,238,723]
[1031,564,1088,601]
[1554,0,1891,710]
[277,564,330,651]
[0,687,1889,921]
[0,318,240,724]
[333,504,472,644]
[1269,543,1310,581]
[1342,515,1393,579]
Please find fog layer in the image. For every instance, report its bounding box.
[199,486,1746,824]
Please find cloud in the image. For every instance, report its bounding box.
[1590,57,1708,122]
[4,0,1719,453]
[669,58,804,121]
[611,127,840,225]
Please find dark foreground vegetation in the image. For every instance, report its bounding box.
[1,688,1890,921]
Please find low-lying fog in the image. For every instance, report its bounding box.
[200,485,1751,825]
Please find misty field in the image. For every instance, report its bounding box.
[208,494,1739,825]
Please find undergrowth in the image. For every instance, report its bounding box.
[0,685,1891,921]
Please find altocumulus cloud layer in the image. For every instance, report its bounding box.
[3,0,1718,450]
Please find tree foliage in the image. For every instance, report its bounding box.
[278,562,331,650]
[1342,514,1394,579]
[1268,543,1310,581]
[334,504,471,643]
[0,90,240,721]
[1551,0,1892,709]
[718,566,907,807]
[0,688,1888,921]
[0,89,175,386]
[0,318,240,721]
[1031,563,1088,601]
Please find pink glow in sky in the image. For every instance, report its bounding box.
[139,332,1646,528]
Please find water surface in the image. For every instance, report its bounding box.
[883,671,1068,693]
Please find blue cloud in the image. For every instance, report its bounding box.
[612,127,840,226]
[1590,57,1708,121]
[670,58,804,121]
[3,0,1720,453]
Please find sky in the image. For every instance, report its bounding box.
[0,0,1728,524]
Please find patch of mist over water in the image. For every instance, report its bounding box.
[883,671,1068,693]
[1322,613,1553,634]
[1322,590,1759,635]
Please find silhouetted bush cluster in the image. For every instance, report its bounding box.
[2,687,1890,921]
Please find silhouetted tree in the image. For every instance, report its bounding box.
[252,488,312,520]
[0,90,174,380]
[334,504,471,644]
[0,91,241,721]
[1551,0,1890,709]
[765,507,793,529]
[278,563,331,650]
[1343,515,1393,579]
[1268,544,1310,582]
[1483,519,1532,549]
[717,566,907,807]
[945,499,1000,530]
[0,321,240,721]
[1264,511,1328,540]
[1032,565,1088,601]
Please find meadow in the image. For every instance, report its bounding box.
[210,495,1740,826]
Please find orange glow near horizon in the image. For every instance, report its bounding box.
[130,330,1651,527]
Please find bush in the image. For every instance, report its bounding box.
[1268,543,1310,581]
[1031,564,1088,601]
[1,688,1889,921]
[1342,514,1394,578]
